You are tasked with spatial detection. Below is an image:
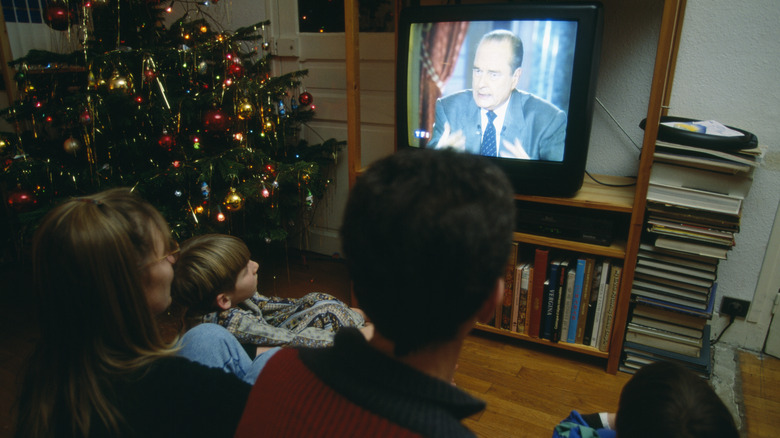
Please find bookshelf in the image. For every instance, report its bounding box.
[344,0,687,373]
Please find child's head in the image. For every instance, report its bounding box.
[616,361,738,438]
[171,234,258,317]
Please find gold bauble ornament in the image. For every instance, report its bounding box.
[262,118,275,133]
[63,136,81,154]
[223,187,245,211]
[109,71,133,92]
[237,99,254,120]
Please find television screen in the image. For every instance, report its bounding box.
[397,2,603,196]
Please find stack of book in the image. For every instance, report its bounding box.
[622,137,764,377]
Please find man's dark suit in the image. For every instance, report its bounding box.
[428,89,567,161]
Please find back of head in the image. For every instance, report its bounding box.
[19,188,173,437]
[341,149,515,356]
[171,233,251,317]
[616,361,739,438]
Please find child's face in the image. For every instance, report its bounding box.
[229,259,259,303]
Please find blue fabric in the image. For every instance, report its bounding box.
[553,411,615,438]
[176,323,280,384]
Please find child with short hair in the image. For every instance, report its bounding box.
[554,360,739,438]
[171,234,369,353]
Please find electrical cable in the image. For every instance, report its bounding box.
[711,314,735,346]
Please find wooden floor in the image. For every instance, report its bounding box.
[1,252,779,437]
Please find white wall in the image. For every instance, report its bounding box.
[669,0,780,350]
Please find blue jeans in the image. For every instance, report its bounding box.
[176,323,280,384]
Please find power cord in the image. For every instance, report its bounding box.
[710,313,736,346]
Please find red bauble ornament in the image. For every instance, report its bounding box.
[158,133,175,150]
[7,188,37,212]
[203,108,230,132]
[44,3,71,31]
[298,91,313,106]
[228,63,244,78]
[79,109,92,125]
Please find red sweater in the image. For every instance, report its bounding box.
[235,329,484,437]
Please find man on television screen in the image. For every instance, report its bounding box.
[428,29,567,161]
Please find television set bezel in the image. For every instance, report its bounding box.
[395,2,604,197]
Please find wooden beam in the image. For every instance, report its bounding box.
[344,0,361,188]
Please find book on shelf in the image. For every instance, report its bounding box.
[634,265,714,289]
[574,257,596,344]
[523,266,535,334]
[500,243,519,330]
[627,322,702,347]
[527,247,549,338]
[646,202,740,232]
[637,256,717,282]
[635,284,717,319]
[624,326,701,358]
[629,315,704,339]
[511,262,525,332]
[636,256,717,281]
[649,161,753,199]
[653,150,753,175]
[631,302,709,330]
[589,259,611,348]
[653,235,730,260]
[647,218,735,247]
[622,325,713,378]
[558,262,577,343]
[598,264,623,352]
[632,275,710,302]
[582,258,604,346]
[654,140,763,168]
[646,182,743,217]
[566,258,588,343]
[637,244,719,273]
[631,286,710,310]
[547,259,568,342]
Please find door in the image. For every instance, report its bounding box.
[268,0,396,256]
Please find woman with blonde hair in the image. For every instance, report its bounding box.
[14,188,251,438]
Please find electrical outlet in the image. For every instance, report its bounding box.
[720,297,750,318]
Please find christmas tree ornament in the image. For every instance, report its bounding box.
[224,187,245,211]
[109,71,133,92]
[79,109,92,125]
[261,185,270,198]
[236,99,254,120]
[203,108,230,131]
[63,136,81,154]
[262,118,275,133]
[7,187,37,212]
[299,91,313,106]
[201,182,211,199]
[143,68,157,82]
[261,41,271,51]
[158,132,175,150]
[228,63,244,78]
[0,137,8,155]
[44,2,71,31]
[197,61,209,75]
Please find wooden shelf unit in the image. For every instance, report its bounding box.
[344,0,687,373]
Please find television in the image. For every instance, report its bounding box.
[396,2,604,197]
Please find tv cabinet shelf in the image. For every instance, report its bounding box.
[516,174,636,213]
[474,323,609,359]
[515,232,627,259]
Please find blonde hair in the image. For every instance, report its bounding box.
[15,188,177,438]
[171,234,251,318]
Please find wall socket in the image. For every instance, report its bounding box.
[720,297,750,318]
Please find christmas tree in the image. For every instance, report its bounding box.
[0,0,343,254]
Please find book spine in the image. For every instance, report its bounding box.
[500,243,518,330]
[598,264,623,352]
[567,258,587,343]
[542,260,561,340]
[528,248,549,338]
[589,260,610,347]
